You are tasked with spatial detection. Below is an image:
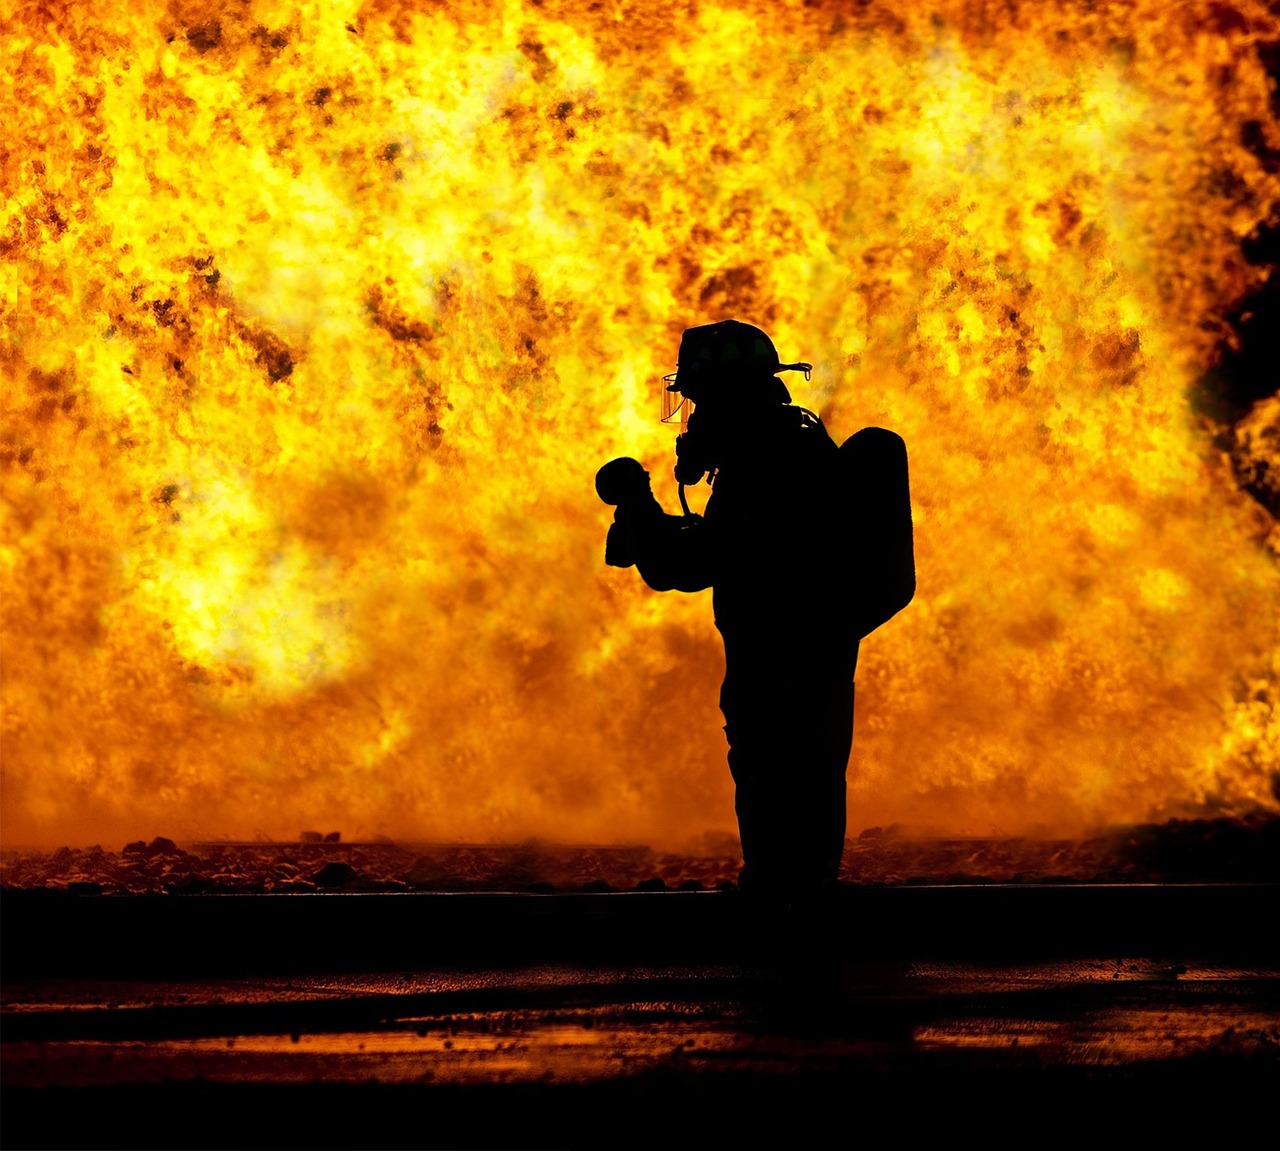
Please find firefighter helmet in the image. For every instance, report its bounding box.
[662,320,812,400]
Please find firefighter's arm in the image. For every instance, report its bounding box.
[619,508,713,593]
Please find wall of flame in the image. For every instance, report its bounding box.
[3,0,1278,848]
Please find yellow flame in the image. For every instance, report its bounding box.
[2,0,1278,847]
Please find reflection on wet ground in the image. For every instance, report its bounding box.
[5,887,1279,1147]
[6,958,1279,1140]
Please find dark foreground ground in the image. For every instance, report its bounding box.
[3,881,1279,1150]
[4,820,1279,1149]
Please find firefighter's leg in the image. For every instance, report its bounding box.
[724,709,793,893]
[725,676,854,891]
[806,678,854,883]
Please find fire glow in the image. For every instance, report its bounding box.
[2,0,1278,848]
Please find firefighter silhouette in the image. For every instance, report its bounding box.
[598,320,915,897]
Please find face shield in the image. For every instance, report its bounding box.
[660,371,692,429]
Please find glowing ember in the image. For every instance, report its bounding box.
[2,0,1278,848]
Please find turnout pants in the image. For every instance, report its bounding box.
[720,650,856,893]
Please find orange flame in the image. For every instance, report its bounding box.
[2,0,1278,848]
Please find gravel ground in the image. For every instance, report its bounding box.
[3,813,1277,894]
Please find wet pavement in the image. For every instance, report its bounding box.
[4,888,1279,1148]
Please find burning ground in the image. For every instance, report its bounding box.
[3,814,1277,893]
